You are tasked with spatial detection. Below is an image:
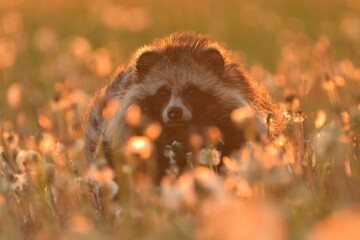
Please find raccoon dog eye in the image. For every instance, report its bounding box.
[188,88,196,95]
[158,87,170,98]
[185,85,198,95]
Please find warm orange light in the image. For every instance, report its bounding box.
[340,15,360,41]
[344,159,352,177]
[194,166,212,183]
[71,214,93,233]
[0,194,4,205]
[0,39,17,68]
[125,104,141,126]
[314,110,326,129]
[102,99,120,119]
[7,82,22,109]
[100,166,115,182]
[207,126,222,143]
[334,75,346,87]
[230,106,255,125]
[322,79,335,91]
[236,178,253,198]
[88,47,113,77]
[69,36,92,61]
[340,111,350,125]
[33,27,59,53]
[190,134,203,150]
[144,122,162,140]
[126,136,152,159]
[223,156,237,173]
[277,134,286,147]
[38,114,53,130]
[39,133,55,154]
[1,11,23,35]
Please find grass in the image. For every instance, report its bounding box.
[1,0,360,239]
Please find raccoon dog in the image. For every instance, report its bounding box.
[85,32,283,181]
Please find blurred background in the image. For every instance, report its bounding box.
[1,0,360,136]
[1,2,360,239]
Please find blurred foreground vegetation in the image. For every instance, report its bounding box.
[1,0,360,239]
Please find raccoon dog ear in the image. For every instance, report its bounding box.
[193,48,225,75]
[136,50,162,78]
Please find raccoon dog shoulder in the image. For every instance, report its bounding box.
[85,32,283,179]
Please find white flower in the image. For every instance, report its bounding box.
[197,147,221,166]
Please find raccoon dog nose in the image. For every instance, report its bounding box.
[167,106,183,120]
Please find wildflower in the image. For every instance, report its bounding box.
[223,156,238,173]
[186,152,194,170]
[172,141,184,151]
[68,36,92,61]
[0,38,17,68]
[125,104,141,126]
[194,166,223,195]
[7,82,22,109]
[52,142,69,168]
[38,133,56,154]
[15,150,33,172]
[33,27,59,53]
[126,136,152,159]
[340,111,350,128]
[334,75,346,87]
[164,145,179,176]
[344,159,352,177]
[88,47,113,77]
[276,134,286,147]
[102,98,120,119]
[38,114,53,130]
[3,131,19,151]
[122,164,132,174]
[197,147,221,167]
[314,110,326,129]
[236,178,253,198]
[177,173,197,207]
[161,175,182,210]
[163,145,175,160]
[322,73,339,104]
[206,126,222,144]
[285,94,300,111]
[293,110,306,123]
[1,11,23,35]
[266,111,274,125]
[231,106,255,126]
[99,180,119,200]
[340,15,360,41]
[189,133,203,150]
[88,164,115,182]
[13,173,27,190]
[21,151,42,174]
[71,214,93,233]
[144,122,162,140]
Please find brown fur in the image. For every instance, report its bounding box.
[85,32,284,176]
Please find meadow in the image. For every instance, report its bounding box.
[1,0,360,239]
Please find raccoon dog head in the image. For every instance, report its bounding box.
[134,46,229,137]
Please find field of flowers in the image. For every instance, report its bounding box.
[1,0,360,239]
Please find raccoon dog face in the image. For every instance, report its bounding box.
[134,47,230,144]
